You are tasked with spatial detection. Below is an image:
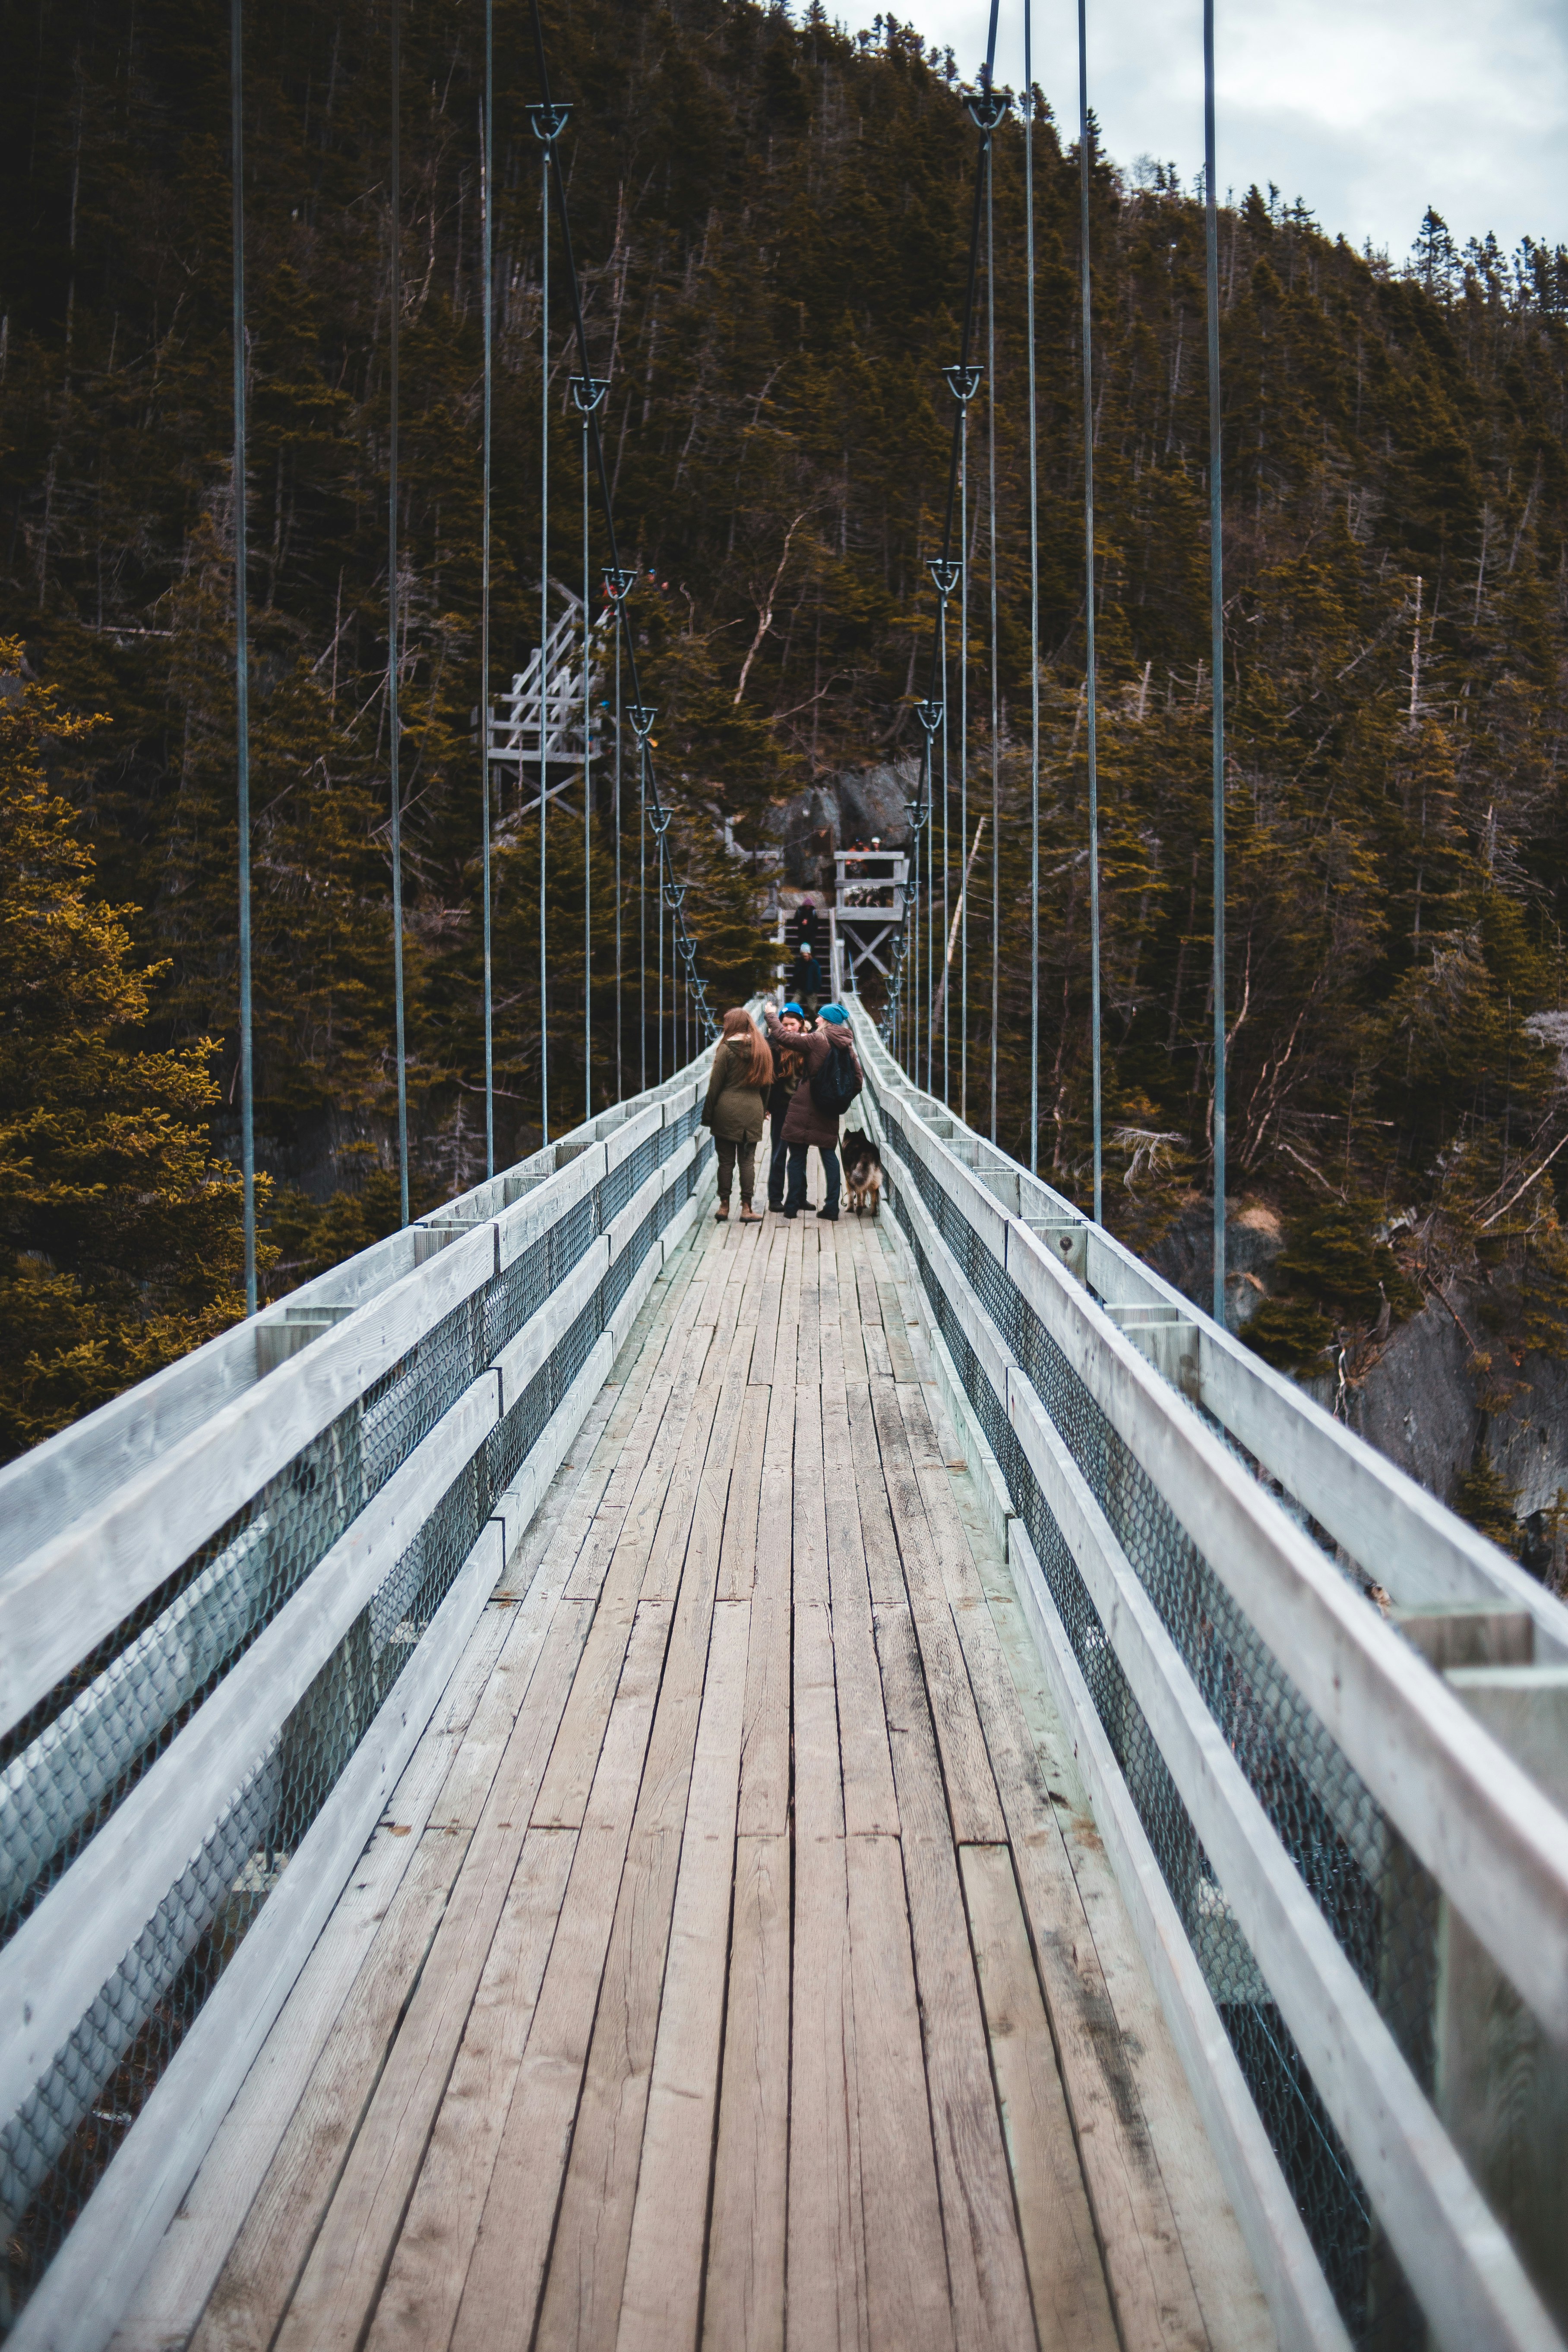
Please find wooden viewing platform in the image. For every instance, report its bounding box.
[114,1208,1273,2352]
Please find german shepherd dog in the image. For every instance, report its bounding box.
[841,1130,882,1217]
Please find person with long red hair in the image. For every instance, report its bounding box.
[701,1007,774,1221]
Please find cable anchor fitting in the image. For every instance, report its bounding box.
[966,86,1011,131]
[569,374,610,414]
[929,557,962,599]
[913,699,944,737]
[942,363,983,404]
[603,566,637,601]
[627,704,658,739]
[527,101,571,146]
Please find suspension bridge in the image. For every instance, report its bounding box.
[3,0,1567,2348]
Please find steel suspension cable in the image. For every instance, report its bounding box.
[528,2,718,1050]
[230,0,255,1313]
[1205,0,1228,1323]
[582,405,591,1122]
[941,592,951,1097]
[1078,0,1103,1225]
[538,131,550,1143]
[1025,0,1040,1176]
[986,134,1000,1143]
[481,0,494,1178]
[960,417,969,1119]
[389,0,409,1227]
[614,610,623,1092]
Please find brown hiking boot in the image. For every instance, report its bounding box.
[714,1202,730,1220]
[738,1204,762,1222]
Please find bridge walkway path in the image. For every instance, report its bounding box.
[114,1208,1275,2352]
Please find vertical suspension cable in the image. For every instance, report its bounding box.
[1025,0,1040,1176]
[538,138,550,1144]
[1205,0,1227,1323]
[614,612,622,1093]
[230,0,255,1314]
[986,133,1000,1144]
[388,0,409,1227]
[480,0,494,1178]
[1078,0,1102,1224]
[639,733,646,1089]
[582,413,591,1123]
[940,592,950,1100]
[959,412,969,1123]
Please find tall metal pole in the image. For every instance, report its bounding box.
[231,0,256,1313]
[1205,0,1228,1324]
[1025,0,1040,1176]
[389,0,409,1227]
[539,141,550,1144]
[1078,0,1102,1225]
[480,0,494,1178]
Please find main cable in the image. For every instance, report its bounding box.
[230,0,255,1313]
[1205,0,1227,1323]
[538,130,550,1142]
[481,0,494,1177]
[389,0,409,1227]
[1025,0,1040,1176]
[1078,0,1102,1224]
[582,404,591,1122]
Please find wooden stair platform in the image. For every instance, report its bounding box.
[111,1210,1276,2352]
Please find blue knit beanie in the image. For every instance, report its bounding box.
[819,1002,848,1024]
[781,1001,805,1019]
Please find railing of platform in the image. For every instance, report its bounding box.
[0,1053,717,2349]
[848,997,1568,2352]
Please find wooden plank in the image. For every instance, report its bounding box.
[833,1224,870,1384]
[846,1384,907,1611]
[821,1387,898,1839]
[773,1221,803,1403]
[793,1379,829,1609]
[446,1600,674,2352]
[362,1827,577,2352]
[718,1386,770,1603]
[703,1833,790,2352]
[532,1327,742,2352]
[788,1710,866,2352]
[844,1833,955,2352]
[747,1221,788,1387]
[797,1218,822,1387]
[875,1274,919,1382]
[618,1599,751,2352]
[873,1608,1035,2350]
[868,1379,1005,1846]
[857,1256,895,1381]
[819,1223,847,1388]
[739,1381,794,1839]
[264,1595,601,2352]
[959,1845,1121,2352]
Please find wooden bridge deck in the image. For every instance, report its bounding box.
[114,1208,1276,2352]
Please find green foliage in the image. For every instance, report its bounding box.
[1247,1198,1418,1374]
[0,642,249,1457]
[1454,1442,1521,1555]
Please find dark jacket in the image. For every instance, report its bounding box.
[702,1031,771,1144]
[767,1039,803,1129]
[791,946,823,1000]
[763,1011,861,1147]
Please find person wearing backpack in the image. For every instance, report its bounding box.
[762,1000,862,1220]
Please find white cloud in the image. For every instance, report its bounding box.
[841,0,1568,259]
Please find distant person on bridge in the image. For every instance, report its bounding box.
[790,937,822,1014]
[762,1000,862,1221]
[765,1004,806,1213]
[702,1007,773,1222]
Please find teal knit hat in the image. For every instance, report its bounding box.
[819,1002,848,1024]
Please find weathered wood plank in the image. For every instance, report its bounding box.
[444,1600,673,2352]
[844,1833,955,2352]
[703,1833,790,2352]
[617,1598,751,2351]
[789,1833,866,2350]
[821,1384,899,1839]
[873,1612,1036,2351]
[845,1383,908,1612]
[797,1218,823,1388]
[718,1385,770,1603]
[362,1826,577,2352]
[959,1843,1120,2352]
[738,1381,793,1839]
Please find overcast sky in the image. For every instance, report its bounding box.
[836,0,1567,263]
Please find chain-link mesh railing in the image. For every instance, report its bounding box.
[0,1071,713,2333]
[860,1050,1546,2352]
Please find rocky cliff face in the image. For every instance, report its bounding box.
[767,762,918,889]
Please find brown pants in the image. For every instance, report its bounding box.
[716,1137,757,1204]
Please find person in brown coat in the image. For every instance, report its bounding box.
[701,1007,773,1220]
[761,1000,862,1220]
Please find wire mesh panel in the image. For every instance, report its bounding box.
[0,1064,712,2334]
[877,1096,1432,2348]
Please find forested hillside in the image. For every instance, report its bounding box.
[2,0,1567,1485]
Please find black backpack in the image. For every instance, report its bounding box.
[809,1035,862,1119]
